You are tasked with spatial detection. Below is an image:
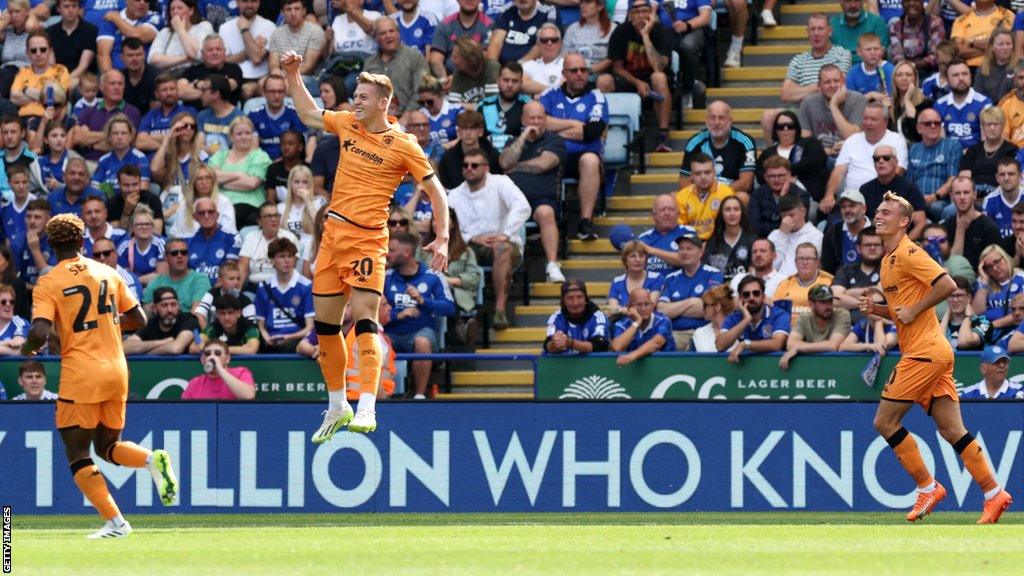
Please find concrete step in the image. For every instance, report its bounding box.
[568,239,617,254]
[779,3,839,14]
[608,195,658,210]
[594,215,652,227]
[532,281,611,297]
[706,86,783,108]
[631,172,678,185]
[628,179,679,197]
[514,304,560,316]
[451,370,534,385]
[759,25,807,41]
[561,257,623,269]
[648,151,681,168]
[723,67,787,82]
[492,326,547,343]
[435,392,534,400]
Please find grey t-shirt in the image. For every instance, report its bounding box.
[563,21,615,67]
[794,307,851,343]
[798,91,867,152]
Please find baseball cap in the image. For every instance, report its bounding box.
[676,230,703,248]
[981,345,1011,365]
[152,287,179,304]
[838,189,866,205]
[807,284,835,302]
[608,224,636,251]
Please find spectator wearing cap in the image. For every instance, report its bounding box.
[636,194,695,273]
[767,194,823,278]
[830,226,883,320]
[773,242,835,323]
[143,237,214,310]
[859,144,927,240]
[656,231,724,350]
[9,359,57,401]
[717,274,789,362]
[182,339,256,400]
[125,286,201,355]
[779,283,851,370]
[74,70,143,163]
[196,74,244,157]
[254,237,313,353]
[821,190,871,274]
[544,278,610,355]
[610,287,674,365]
[191,292,261,355]
[959,345,1023,399]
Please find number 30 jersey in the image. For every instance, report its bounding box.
[32,255,139,402]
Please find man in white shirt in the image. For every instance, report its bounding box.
[821,101,908,214]
[220,0,276,100]
[10,359,59,401]
[448,148,531,329]
[521,23,564,95]
[768,193,824,277]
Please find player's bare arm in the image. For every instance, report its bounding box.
[281,51,324,130]
[860,289,892,321]
[119,305,147,332]
[420,175,450,273]
[20,318,52,356]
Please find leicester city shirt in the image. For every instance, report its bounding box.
[935,88,992,147]
[607,271,666,304]
[612,312,676,352]
[248,105,308,160]
[637,224,696,273]
[721,303,791,341]
[659,264,724,330]
[255,271,314,337]
[981,190,1022,238]
[544,308,608,355]
[188,227,242,283]
[392,10,438,55]
[538,86,608,155]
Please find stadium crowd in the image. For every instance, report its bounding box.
[0,0,1022,400]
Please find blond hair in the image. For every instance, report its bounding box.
[357,71,394,100]
[882,191,914,220]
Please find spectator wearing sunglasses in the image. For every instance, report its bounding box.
[181,339,256,400]
[90,236,143,303]
[754,111,828,203]
[716,275,789,363]
[142,237,213,311]
[858,144,927,240]
[906,107,963,223]
[0,283,29,356]
[437,110,502,190]
[417,75,463,148]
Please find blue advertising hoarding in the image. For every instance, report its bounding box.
[0,402,1020,513]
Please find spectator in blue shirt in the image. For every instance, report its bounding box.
[187,196,241,284]
[657,231,723,350]
[841,315,897,354]
[417,75,463,148]
[90,236,144,303]
[96,0,162,73]
[0,283,29,356]
[636,194,694,273]
[606,240,666,317]
[91,114,152,196]
[934,58,992,148]
[845,33,894,98]
[717,275,789,362]
[117,205,166,286]
[610,287,675,365]
[544,278,609,355]
[254,236,313,353]
[538,52,608,241]
[384,229,456,399]
[959,345,1024,399]
[486,0,561,65]
[247,73,306,160]
[37,119,82,193]
[11,198,55,285]
[137,74,199,162]
[391,0,438,55]
[46,157,101,217]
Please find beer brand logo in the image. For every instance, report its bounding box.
[559,375,631,399]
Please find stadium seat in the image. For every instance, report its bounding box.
[604,92,641,170]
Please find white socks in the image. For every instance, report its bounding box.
[328,390,348,412]
[730,35,744,51]
[917,481,936,494]
[984,486,1002,501]
[358,392,377,414]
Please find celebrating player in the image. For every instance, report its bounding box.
[861,192,1012,523]
[20,214,179,539]
[280,51,450,439]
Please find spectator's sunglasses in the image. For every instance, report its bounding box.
[92,249,115,258]
[388,218,409,227]
[872,154,893,163]
[167,249,189,257]
[740,289,762,298]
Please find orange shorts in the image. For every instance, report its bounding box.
[881,357,959,413]
[314,215,388,296]
[55,398,126,430]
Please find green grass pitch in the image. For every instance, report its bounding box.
[9,512,1024,575]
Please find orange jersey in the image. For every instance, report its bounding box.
[32,256,139,403]
[323,110,435,229]
[879,235,953,362]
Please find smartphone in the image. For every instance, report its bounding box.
[44,85,54,108]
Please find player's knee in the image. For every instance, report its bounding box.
[873,415,896,437]
[314,320,342,335]
[355,319,378,336]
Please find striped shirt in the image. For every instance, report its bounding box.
[785,45,852,86]
[906,138,963,197]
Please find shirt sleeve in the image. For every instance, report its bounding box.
[903,241,948,287]
[402,133,437,183]
[773,309,792,334]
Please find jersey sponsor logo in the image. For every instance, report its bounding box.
[341,138,385,165]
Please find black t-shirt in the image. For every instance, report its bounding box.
[107,190,165,223]
[438,139,502,190]
[860,175,927,217]
[959,141,1019,189]
[311,135,340,194]
[942,213,1003,269]
[679,128,757,183]
[265,160,310,202]
[206,316,259,347]
[181,62,245,109]
[833,263,880,289]
[507,132,565,202]
[607,21,673,80]
[124,66,159,115]
[46,20,98,74]
[136,312,200,341]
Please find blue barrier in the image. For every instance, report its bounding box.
[1,402,1020,513]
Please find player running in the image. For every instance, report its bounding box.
[20,214,178,539]
[861,191,1012,523]
[280,51,450,439]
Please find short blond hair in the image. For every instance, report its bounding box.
[357,72,394,100]
[882,191,913,219]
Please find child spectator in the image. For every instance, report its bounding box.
[194,261,257,329]
[254,237,313,353]
[846,33,894,100]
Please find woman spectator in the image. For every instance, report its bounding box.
[960,107,1018,194]
[889,60,934,143]
[303,204,328,279]
[974,27,1017,103]
[448,38,500,108]
[973,244,1024,333]
[209,116,272,229]
[942,275,993,349]
[117,206,167,286]
[10,31,70,119]
[91,114,152,195]
[266,130,309,202]
[0,283,28,355]
[153,112,208,190]
[237,201,299,288]
[543,278,609,356]
[0,0,39,99]
[278,165,323,240]
[0,244,30,320]
[27,84,75,154]
[441,209,483,344]
[754,111,829,202]
[563,0,615,91]
[168,164,237,238]
[606,240,665,318]
[37,119,83,192]
[148,0,214,73]
[690,284,735,353]
[888,0,944,74]
[306,75,350,162]
[703,196,756,283]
